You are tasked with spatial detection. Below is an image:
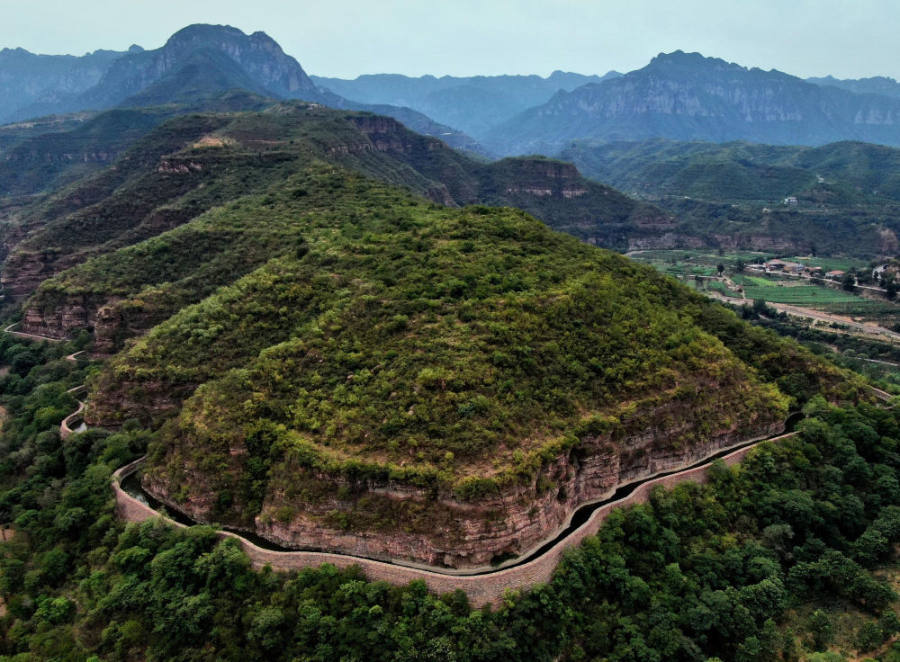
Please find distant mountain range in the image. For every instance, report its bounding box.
[0,25,482,153]
[0,45,138,122]
[5,25,900,258]
[1,25,322,121]
[310,70,621,138]
[807,75,900,99]
[485,51,900,154]
[7,32,900,158]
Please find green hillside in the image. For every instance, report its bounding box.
[57,159,855,564]
[561,139,900,257]
[562,139,900,203]
[11,103,669,343]
[0,99,867,571]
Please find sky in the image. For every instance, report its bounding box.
[0,0,897,80]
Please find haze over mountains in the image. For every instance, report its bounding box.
[0,25,481,152]
[5,24,900,259]
[0,44,137,122]
[487,51,900,155]
[8,26,900,158]
[311,70,622,138]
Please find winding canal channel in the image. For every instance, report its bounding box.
[118,413,801,578]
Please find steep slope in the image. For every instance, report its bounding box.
[487,51,900,155]
[71,24,323,112]
[0,46,132,123]
[119,49,276,107]
[311,70,621,138]
[0,92,275,198]
[72,164,853,569]
[0,24,484,155]
[561,139,900,256]
[12,105,670,344]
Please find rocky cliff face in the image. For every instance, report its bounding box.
[142,395,782,569]
[16,290,167,348]
[488,50,900,155]
[75,24,324,111]
[496,160,588,198]
[19,293,94,339]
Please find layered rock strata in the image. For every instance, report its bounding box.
[141,400,782,569]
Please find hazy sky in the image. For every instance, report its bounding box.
[1,0,897,80]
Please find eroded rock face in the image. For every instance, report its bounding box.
[92,300,157,354]
[20,296,92,338]
[2,250,60,302]
[142,399,782,569]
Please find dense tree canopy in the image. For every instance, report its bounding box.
[0,337,899,660]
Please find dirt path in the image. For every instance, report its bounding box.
[706,292,900,342]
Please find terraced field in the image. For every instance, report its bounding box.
[730,275,864,305]
[630,249,872,281]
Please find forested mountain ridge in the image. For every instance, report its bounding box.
[0,315,896,659]
[68,160,848,569]
[486,51,900,155]
[0,101,853,571]
[560,138,900,256]
[7,103,669,344]
[562,139,900,203]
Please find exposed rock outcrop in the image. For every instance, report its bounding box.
[142,391,783,569]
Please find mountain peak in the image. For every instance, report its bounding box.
[165,23,247,47]
[488,50,900,154]
[647,50,744,73]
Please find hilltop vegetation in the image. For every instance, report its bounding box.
[37,153,848,565]
[0,102,859,564]
[0,338,898,660]
[10,103,666,332]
